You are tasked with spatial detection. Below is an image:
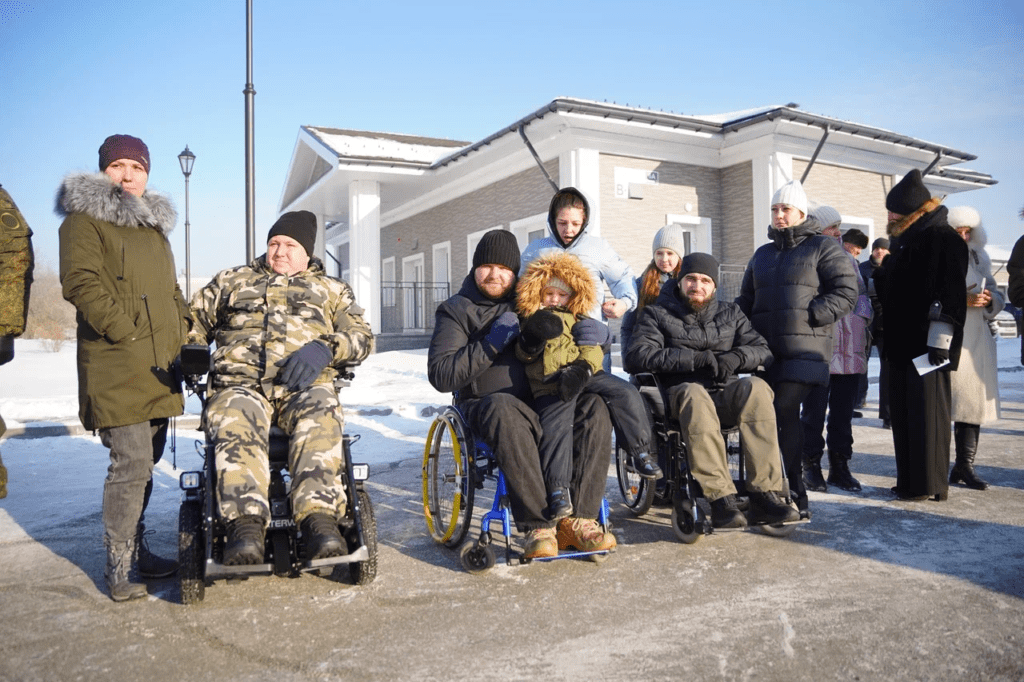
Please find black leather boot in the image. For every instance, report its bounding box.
[950,422,988,490]
[802,453,827,492]
[826,450,862,492]
[301,513,346,560]
[223,516,266,565]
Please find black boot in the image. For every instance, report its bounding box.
[136,522,179,578]
[710,494,747,529]
[802,453,828,492]
[826,450,862,492]
[543,487,573,521]
[632,452,663,480]
[301,513,346,560]
[105,539,147,602]
[223,516,265,565]
[950,422,988,490]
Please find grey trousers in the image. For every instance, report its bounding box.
[98,418,168,545]
[671,377,782,501]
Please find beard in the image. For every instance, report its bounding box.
[685,291,716,313]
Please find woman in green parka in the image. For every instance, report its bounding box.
[56,134,188,602]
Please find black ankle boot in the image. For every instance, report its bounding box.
[826,450,862,492]
[543,487,573,521]
[802,453,827,492]
[223,516,265,565]
[632,452,663,480]
[951,422,988,490]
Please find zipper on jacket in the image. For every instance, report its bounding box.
[141,293,159,366]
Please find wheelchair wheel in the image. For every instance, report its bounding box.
[178,500,206,605]
[615,396,657,516]
[459,541,496,574]
[422,412,475,548]
[349,489,378,585]
[671,498,703,544]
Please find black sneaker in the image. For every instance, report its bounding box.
[710,494,747,529]
[748,491,801,525]
[632,453,663,480]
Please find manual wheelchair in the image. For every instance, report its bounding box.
[615,373,802,543]
[176,345,377,604]
[422,401,612,574]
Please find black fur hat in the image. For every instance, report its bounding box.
[886,169,931,215]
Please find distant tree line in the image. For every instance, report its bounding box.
[24,262,76,351]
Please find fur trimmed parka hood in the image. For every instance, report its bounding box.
[517,252,597,318]
[55,172,177,235]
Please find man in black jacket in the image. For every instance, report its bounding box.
[874,169,968,501]
[427,230,616,559]
[625,253,799,529]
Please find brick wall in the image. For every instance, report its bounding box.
[721,161,754,267]
[795,159,894,243]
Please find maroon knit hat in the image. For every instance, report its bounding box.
[98,134,151,174]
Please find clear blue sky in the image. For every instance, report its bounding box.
[2,0,1021,279]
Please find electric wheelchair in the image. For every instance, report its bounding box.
[615,373,803,543]
[422,401,612,574]
[176,345,377,604]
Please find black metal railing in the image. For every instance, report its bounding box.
[380,282,450,334]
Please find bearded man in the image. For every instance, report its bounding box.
[625,252,799,529]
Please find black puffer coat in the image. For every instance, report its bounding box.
[625,278,772,390]
[735,217,858,387]
[428,273,531,401]
[874,202,968,368]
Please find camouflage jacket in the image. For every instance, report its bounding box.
[188,255,374,400]
[0,184,34,337]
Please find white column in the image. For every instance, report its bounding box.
[348,180,381,334]
[751,152,793,247]
[559,148,601,236]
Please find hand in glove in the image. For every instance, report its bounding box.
[571,318,610,349]
[519,310,563,354]
[927,346,950,366]
[691,349,718,376]
[558,360,592,402]
[0,335,14,366]
[715,352,742,383]
[484,311,520,353]
[277,341,333,392]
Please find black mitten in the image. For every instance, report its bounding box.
[691,349,718,375]
[519,310,563,353]
[715,352,742,383]
[557,360,592,402]
[927,346,949,366]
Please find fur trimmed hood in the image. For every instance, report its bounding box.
[516,252,597,318]
[887,196,942,239]
[55,172,177,235]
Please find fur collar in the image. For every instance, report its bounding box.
[886,196,942,239]
[517,252,597,318]
[55,172,177,235]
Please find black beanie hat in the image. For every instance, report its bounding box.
[680,252,719,285]
[842,228,869,249]
[268,210,317,257]
[886,169,931,215]
[473,229,520,273]
[871,237,890,251]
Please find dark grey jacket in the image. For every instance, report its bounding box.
[625,279,772,390]
[427,274,531,402]
[735,217,857,387]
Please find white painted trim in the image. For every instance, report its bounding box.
[509,213,547,252]
[665,214,713,254]
[432,241,451,288]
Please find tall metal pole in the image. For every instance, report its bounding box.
[244,0,256,261]
[184,172,191,299]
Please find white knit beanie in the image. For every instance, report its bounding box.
[809,204,842,229]
[771,180,808,216]
[652,224,687,258]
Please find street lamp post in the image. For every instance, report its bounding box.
[178,145,196,299]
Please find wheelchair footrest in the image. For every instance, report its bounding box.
[526,548,611,563]
[304,545,369,569]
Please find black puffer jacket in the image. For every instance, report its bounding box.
[625,278,772,390]
[735,217,857,387]
[428,274,531,401]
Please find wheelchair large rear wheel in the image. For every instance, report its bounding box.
[178,500,206,605]
[615,397,656,516]
[349,489,378,584]
[422,412,474,548]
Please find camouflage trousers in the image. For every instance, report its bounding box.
[205,383,346,525]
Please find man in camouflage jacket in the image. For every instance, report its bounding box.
[0,183,34,499]
[188,210,374,565]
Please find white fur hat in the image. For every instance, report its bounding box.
[771,180,808,216]
[809,204,842,229]
[947,206,982,229]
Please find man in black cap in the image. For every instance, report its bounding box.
[625,253,800,529]
[874,169,968,501]
[187,210,374,565]
[858,237,891,423]
[428,229,618,559]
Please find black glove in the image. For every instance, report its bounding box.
[927,346,949,366]
[483,311,520,353]
[691,349,718,375]
[558,360,592,402]
[0,335,13,366]
[277,341,333,392]
[571,318,610,348]
[715,352,742,383]
[519,310,563,353]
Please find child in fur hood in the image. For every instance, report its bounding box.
[516,252,658,521]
